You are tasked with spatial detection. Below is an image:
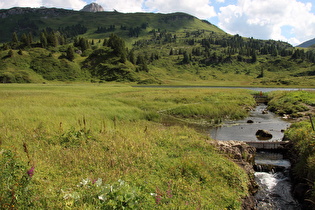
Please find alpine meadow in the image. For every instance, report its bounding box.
[1,4,315,210]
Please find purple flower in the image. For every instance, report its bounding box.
[27,166,35,178]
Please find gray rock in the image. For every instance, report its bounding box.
[256,129,272,139]
[81,3,104,12]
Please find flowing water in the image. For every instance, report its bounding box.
[209,104,300,209]
[254,152,300,209]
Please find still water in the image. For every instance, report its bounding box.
[210,104,290,142]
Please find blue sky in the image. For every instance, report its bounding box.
[1,0,314,46]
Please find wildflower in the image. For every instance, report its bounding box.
[27,166,35,178]
[155,187,162,205]
[98,194,106,201]
[167,181,173,198]
[155,194,162,204]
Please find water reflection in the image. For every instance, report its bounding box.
[210,104,290,142]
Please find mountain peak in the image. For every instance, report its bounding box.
[81,3,104,12]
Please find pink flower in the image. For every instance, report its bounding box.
[27,166,35,178]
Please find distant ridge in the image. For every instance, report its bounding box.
[81,3,104,12]
[297,37,315,48]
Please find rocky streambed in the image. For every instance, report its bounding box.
[211,140,301,210]
[209,103,302,209]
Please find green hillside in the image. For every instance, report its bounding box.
[297,38,315,48]
[0,7,315,86]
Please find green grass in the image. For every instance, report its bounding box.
[268,90,315,117]
[0,84,254,209]
[267,90,315,208]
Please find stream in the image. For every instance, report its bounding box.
[210,103,291,142]
[209,103,300,209]
[254,151,300,209]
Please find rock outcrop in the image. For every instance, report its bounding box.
[81,3,104,12]
[0,7,73,18]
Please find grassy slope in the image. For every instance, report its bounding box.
[0,84,255,209]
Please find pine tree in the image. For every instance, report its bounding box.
[66,46,75,61]
[11,32,19,49]
[47,31,59,47]
[20,33,30,48]
[251,50,257,63]
[169,48,174,55]
[182,51,190,64]
[128,50,136,64]
[12,32,19,43]
[28,32,33,45]
[107,34,127,63]
[40,32,48,48]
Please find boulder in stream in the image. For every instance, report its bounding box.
[256,129,272,140]
[262,110,268,114]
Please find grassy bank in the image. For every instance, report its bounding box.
[267,90,315,208]
[0,84,256,209]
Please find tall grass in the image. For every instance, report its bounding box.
[0,84,255,209]
[268,90,315,117]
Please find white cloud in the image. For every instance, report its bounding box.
[95,0,144,13]
[145,0,216,19]
[43,0,86,10]
[218,0,315,46]
[0,0,86,10]
[0,0,42,8]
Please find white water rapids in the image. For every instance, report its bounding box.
[254,155,300,210]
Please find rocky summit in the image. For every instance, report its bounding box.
[81,3,104,12]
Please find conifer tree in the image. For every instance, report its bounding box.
[20,33,30,48]
[128,50,136,64]
[66,46,75,61]
[251,50,257,63]
[12,32,19,44]
[107,34,127,63]
[182,51,190,64]
[40,32,48,48]
[28,32,33,45]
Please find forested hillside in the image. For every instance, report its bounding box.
[0,7,315,85]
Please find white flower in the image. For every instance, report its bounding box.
[95,178,103,187]
[98,194,106,201]
[80,178,90,186]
